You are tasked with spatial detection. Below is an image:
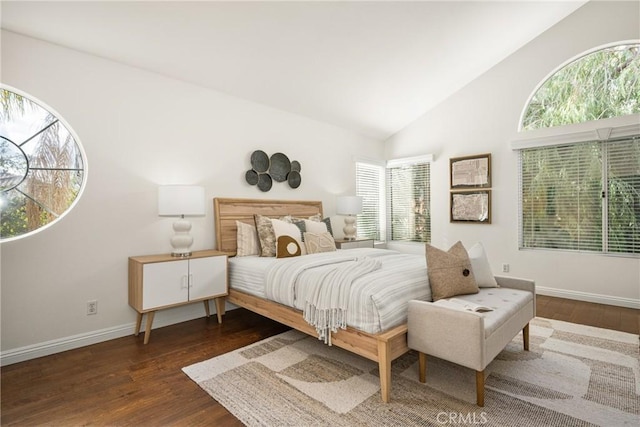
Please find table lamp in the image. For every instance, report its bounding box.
[158,185,205,257]
[336,195,363,241]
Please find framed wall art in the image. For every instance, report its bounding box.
[450,153,491,189]
[450,190,491,224]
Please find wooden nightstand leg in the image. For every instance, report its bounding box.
[143,311,155,345]
[214,297,225,324]
[134,312,143,336]
[203,300,211,317]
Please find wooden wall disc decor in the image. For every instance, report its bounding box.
[245,169,259,185]
[269,152,291,182]
[250,150,269,173]
[288,170,301,189]
[246,150,302,191]
[257,173,272,192]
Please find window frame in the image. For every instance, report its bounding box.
[355,154,432,244]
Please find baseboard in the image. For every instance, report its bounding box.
[536,286,640,309]
[0,323,135,366]
[0,304,226,366]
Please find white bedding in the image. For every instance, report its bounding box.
[228,248,431,334]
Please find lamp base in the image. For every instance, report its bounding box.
[170,218,194,257]
[171,251,192,258]
[343,215,357,241]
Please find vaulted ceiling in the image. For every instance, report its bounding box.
[1,1,587,139]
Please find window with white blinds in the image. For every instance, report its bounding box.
[519,136,639,255]
[355,158,431,243]
[386,162,431,242]
[356,162,384,240]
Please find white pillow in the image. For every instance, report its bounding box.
[467,242,499,288]
[304,219,328,234]
[272,218,306,255]
[236,220,259,256]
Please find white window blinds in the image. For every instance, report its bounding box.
[386,162,431,243]
[356,162,384,240]
[519,136,639,255]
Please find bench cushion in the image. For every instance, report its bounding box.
[447,288,533,338]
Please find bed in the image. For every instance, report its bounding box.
[213,197,427,403]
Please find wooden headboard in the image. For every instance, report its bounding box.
[213,197,323,255]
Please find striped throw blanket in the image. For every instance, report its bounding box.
[265,253,382,345]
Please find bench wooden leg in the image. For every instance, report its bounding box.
[418,352,427,383]
[523,323,530,351]
[476,370,485,407]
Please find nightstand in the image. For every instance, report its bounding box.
[128,249,228,344]
[334,238,374,249]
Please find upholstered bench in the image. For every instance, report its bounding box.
[407,275,535,406]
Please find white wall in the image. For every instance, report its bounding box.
[386,1,640,307]
[0,31,384,363]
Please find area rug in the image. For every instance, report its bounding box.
[183,318,639,426]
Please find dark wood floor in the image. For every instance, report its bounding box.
[1,296,638,426]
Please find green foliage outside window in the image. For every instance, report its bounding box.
[523,44,639,130]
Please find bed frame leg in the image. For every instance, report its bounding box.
[378,339,391,403]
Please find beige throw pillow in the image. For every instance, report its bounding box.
[235,220,260,257]
[304,232,336,254]
[426,241,479,301]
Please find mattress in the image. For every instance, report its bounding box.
[228,248,431,334]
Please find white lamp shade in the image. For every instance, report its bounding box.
[336,196,363,215]
[158,185,205,217]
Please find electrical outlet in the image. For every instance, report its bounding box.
[87,300,98,315]
[502,263,510,273]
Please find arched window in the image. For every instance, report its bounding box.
[522,43,639,130]
[0,86,87,242]
[515,43,640,256]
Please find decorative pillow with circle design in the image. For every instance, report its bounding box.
[272,218,306,256]
[426,241,478,301]
[276,235,302,258]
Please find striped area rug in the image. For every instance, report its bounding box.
[183,318,639,426]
